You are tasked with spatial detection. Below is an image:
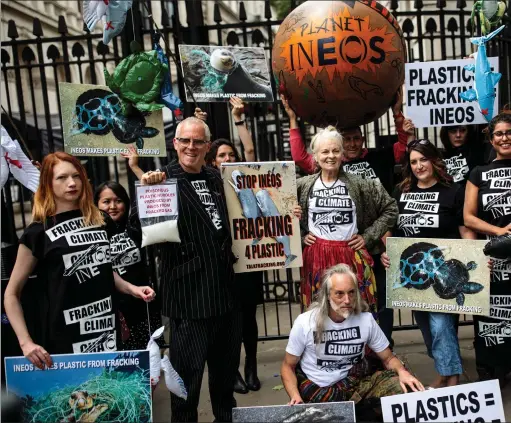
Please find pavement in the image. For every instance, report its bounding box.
[151,304,511,422]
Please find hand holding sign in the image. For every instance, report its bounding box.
[21,341,53,370]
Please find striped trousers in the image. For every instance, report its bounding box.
[169,311,243,422]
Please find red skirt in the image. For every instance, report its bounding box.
[300,238,377,317]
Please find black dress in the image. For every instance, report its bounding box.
[111,214,164,350]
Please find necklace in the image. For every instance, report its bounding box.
[319,174,338,189]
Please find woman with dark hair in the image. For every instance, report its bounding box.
[439,125,489,184]
[464,110,511,384]
[205,138,242,167]
[94,181,164,350]
[381,140,476,388]
[4,152,155,368]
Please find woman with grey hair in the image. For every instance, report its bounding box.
[282,263,424,415]
[297,126,398,313]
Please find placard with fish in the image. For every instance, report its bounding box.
[4,350,152,423]
[59,82,166,157]
[222,161,302,273]
[178,45,274,102]
[386,237,490,316]
[233,401,355,422]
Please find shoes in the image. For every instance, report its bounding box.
[234,370,248,394]
[245,359,261,392]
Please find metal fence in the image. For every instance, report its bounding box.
[2,0,510,340]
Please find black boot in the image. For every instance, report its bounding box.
[244,357,261,391]
[234,370,248,394]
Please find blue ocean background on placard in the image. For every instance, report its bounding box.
[4,350,149,399]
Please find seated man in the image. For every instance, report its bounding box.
[281,264,424,419]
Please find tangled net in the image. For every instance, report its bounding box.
[72,93,123,135]
[396,246,446,289]
[22,368,151,423]
[186,49,231,93]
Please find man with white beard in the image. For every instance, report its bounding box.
[281,264,424,420]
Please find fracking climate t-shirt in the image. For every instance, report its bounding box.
[308,178,358,241]
[469,160,511,370]
[20,210,118,354]
[444,153,470,183]
[393,182,464,239]
[186,171,223,230]
[286,310,388,387]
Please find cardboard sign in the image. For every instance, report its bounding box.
[381,380,505,422]
[405,57,499,128]
[221,161,302,273]
[4,350,152,423]
[386,237,490,316]
[136,181,178,219]
[59,82,166,157]
[233,401,355,422]
[178,45,274,102]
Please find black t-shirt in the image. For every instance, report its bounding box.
[185,171,223,231]
[393,182,464,239]
[343,148,395,194]
[20,210,118,354]
[443,141,490,185]
[469,159,511,371]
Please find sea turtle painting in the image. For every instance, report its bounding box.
[72,88,159,149]
[397,242,484,306]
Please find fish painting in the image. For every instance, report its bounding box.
[459,25,505,122]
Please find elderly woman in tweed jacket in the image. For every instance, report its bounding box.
[297,126,398,313]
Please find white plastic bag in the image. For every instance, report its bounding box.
[136,180,180,247]
[147,326,165,386]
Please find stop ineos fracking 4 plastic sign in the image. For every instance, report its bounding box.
[381,380,505,423]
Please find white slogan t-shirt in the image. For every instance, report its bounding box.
[308,178,358,241]
[190,179,223,230]
[286,309,389,387]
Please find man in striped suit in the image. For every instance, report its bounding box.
[141,117,242,422]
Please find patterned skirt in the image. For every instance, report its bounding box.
[300,238,377,317]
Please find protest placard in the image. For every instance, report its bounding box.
[381,380,505,422]
[405,57,499,127]
[233,401,355,422]
[386,237,490,316]
[136,180,180,246]
[59,82,166,157]
[179,45,274,102]
[222,162,302,273]
[4,350,152,423]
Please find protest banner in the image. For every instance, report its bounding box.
[4,350,152,423]
[178,45,274,102]
[136,180,180,246]
[381,380,505,422]
[405,57,499,127]
[221,162,302,273]
[59,82,166,157]
[386,237,490,316]
[233,401,355,422]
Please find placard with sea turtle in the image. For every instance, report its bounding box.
[59,82,166,157]
[386,237,491,316]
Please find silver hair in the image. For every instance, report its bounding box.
[175,117,211,142]
[310,264,369,344]
[310,125,343,161]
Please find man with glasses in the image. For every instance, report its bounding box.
[140,117,241,422]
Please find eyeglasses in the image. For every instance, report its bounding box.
[408,139,430,149]
[176,138,208,147]
[493,130,511,139]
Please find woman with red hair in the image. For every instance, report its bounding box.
[4,152,155,369]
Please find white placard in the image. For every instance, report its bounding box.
[136,181,178,219]
[405,57,499,128]
[381,380,505,422]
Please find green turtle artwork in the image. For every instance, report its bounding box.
[104,49,168,113]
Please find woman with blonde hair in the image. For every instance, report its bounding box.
[4,152,155,369]
[297,126,398,313]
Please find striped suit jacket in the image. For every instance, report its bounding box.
[158,161,237,319]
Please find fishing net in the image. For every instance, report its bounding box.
[22,368,151,423]
[185,49,230,93]
[72,93,123,136]
[396,246,446,289]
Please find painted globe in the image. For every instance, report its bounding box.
[272,0,406,128]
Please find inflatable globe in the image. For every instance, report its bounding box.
[272,0,406,128]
